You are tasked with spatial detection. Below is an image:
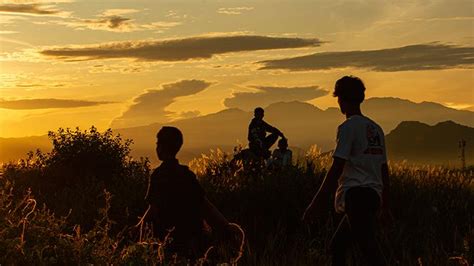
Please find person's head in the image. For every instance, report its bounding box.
[333,76,366,114]
[156,126,183,161]
[278,138,288,150]
[254,107,264,120]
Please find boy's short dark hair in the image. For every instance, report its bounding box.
[254,107,264,115]
[278,138,288,146]
[157,126,183,155]
[333,76,366,104]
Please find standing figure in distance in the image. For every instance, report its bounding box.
[146,126,234,261]
[302,76,390,266]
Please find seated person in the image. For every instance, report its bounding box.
[145,126,234,260]
[248,107,285,158]
[271,138,293,167]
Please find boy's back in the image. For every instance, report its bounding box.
[146,159,205,244]
[333,115,387,212]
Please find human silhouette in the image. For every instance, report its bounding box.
[302,76,390,266]
[248,107,285,158]
[271,138,293,167]
[145,126,234,260]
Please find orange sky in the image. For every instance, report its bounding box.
[0,0,473,137]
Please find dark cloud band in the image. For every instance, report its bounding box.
[40,35,322,61]
[0,98,113,110]
[259,43,474,72]
[0,3,60,15]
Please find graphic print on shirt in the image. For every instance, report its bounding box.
[363,123,384,155]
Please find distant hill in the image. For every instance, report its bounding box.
[363,97,473,131]
[386,121,474,165]
[0,136,50,164]
[1,97,473,165]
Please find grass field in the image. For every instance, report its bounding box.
[0,128,472,265]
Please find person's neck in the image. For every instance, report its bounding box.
[345,107,363,119]
[161,157,178,163]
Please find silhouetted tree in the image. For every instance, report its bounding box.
[3,126,150,230]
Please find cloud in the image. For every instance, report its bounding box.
[0,14,26,24]
[177,110,201,119]
[259,43,474,72]
[217,7,254,15]
[100,8,139,17]
[0,3,69,16]
[40,11,181,33]
[0,98,113,109]
[40,35,322,61]
[29,8,179,32]
[224,85,328,111]
[58,15,133,31]
[2,0,74,3]
[0,30,17,34]
[110,79,212,129]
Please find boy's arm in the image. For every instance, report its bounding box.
[145,171,160,221]
[202,197,230,233]
[380,162,394,225]
[302,157,345,222]
[381,163,390,210]
[263,120,283,136]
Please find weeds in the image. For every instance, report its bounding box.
[0,128,472,265]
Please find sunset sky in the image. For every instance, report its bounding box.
[0,0,473,137]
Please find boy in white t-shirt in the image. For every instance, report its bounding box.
[302,76,390,266]
[271,138,293,167]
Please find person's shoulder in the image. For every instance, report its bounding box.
[364,116,385,133]
[178,164,197,177]
[344,115,374,127]
[338,118,354,131]
[151,166,162,177]
[249,118,258,126]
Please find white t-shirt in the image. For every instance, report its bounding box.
[333,115,387,213]
[271,149,293,166]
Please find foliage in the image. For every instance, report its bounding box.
[191,147,474,265]
[0,177,177,265]
[2,127,150,230]
[1,128,473,265]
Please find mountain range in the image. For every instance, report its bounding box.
[1,97,472,166]
[386,120,473,165]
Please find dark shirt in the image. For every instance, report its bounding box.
[248,118,280,144]
[145,159,205,245]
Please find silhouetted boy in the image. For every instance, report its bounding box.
[303,76,390,266]
[248,107,285,158]
[146,126,233,260]
[271,138,293,167]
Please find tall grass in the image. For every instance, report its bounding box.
[190,147,473,265]
[0,128,472,265]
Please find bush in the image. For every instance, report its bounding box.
[2,127,150,230]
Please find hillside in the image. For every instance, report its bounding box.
[0,135,50,164]
[386,120,474,165]
[1,97,473,165]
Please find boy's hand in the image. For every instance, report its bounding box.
[302,201,329,223]
[379,207,394,227]
[222,223,244,248]
[302,204,315,223]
